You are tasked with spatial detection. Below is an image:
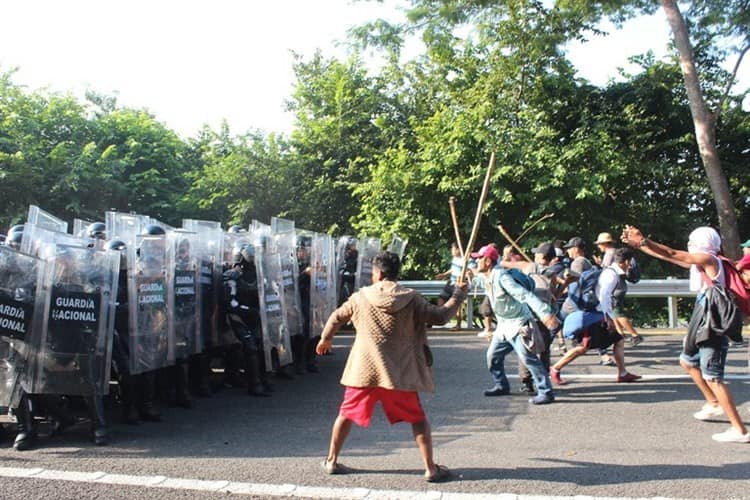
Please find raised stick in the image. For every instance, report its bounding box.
[459,152,495,284]
[516,212,554,243]
[497,223,533,263]
[448,196,465,257]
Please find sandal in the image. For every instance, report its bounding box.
[321,459,350,475]
[426,464,452,483]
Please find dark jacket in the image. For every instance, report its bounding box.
[684,285,743,355]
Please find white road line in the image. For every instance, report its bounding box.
[0,466,679,500]
[506,373,750,380]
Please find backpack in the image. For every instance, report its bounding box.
[505,268,536,294]
[569,267,604,312]
[701,256,750,318]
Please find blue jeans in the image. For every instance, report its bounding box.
[486,333,553,396]
[680,335,729,381]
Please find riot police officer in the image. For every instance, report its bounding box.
[338,237,358,306]
[293,235,317,374]
[223,244,272,397]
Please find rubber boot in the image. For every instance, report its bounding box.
[305,337,319,373]
[118,371,141,425]
[291,335,305,375]
[13,395,37,451]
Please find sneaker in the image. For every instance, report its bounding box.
[617,372,642,383]
[599,357,616,367]
[693,403,725,421]
[483,386,510,397]
[711,427,750,443]
[550,368,567,386]
[477,331,492,338]
[630,335,644,347]
[529,393,555,405]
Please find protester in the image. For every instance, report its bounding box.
[741,239,750,257]
[550,247,642,386]
[471,244,559,404]
[435,242,465,330]
[623,225,749,443]
[316,251,468,481]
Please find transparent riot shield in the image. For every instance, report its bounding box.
[336,236,357,306]
[105,211,150,248]
[183,220,227,348]
[167,230,201,361]
[252,224,292,370]
[128,234,170,374]
[27,205,68,233]
[311,233,336,339]
[387,235,408,260]
[0,246,45,409]
[354,237,381,291]
[28,243,118,396]
[73,218,94,238]
[272,225,302,339]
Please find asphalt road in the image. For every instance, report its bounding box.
[0,333,748,499]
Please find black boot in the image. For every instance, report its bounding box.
[13,395,37,451]
[246,349,271,397]
[172,361,192,409]
[137,372,162,422]
[86,395,108,446]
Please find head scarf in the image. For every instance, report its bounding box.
[687,227,721,291]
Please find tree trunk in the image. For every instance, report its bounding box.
[661,0,741,259]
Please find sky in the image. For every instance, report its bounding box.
[0,1,747,139]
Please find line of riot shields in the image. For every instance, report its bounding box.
[0,205,406,449]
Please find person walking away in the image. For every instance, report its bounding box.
[317,251,468,481]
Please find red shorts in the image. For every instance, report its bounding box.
[339,387,426,427]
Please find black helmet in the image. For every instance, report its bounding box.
[87,222,107,240]
[8,224,24,235]
[107,239,127,251]
[6,230,23,249]
[143,224,166,236]
[232,244,254,265]
[228,225,244,234]
[296,235,312,248]
[0,234,5,245]
[346,236,357,248]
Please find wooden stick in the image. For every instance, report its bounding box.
[516,212,554,243]
[497,223,533,263]
[448,196,465,257]
[459,152,496,284]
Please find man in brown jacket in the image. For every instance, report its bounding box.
[316,251,467,482]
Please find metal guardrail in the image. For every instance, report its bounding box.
[401,278,695,328]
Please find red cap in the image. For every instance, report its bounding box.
[470,244,499,262]
[737,254,750,272]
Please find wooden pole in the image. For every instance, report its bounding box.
[516,212,554,243]
[459,152,495,284]
[448,196,465,257]
[497,223,533,263]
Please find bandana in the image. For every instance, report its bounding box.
[687,227,721,291]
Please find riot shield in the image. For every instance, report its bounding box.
[27,205,68,233]
[167,230,201,361]
[183,220,228,348]
[105,211,150,248]
[73,218,94,238]
[0,246,44,409]
[127,234,170,374]
[28,243,118,396]
[311,233,336,339]
[354,237,381,291]
[336,236,357,306]
[252,224,292,370]
[387,235,408,260]
[272,224,303,339]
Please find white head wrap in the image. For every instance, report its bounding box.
[687,227,721,291]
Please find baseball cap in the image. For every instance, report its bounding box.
[531,242,555,261]
[741,239,750,248]
[563,237,585,249]
[470,244,500,262]
[738,254,750,271]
